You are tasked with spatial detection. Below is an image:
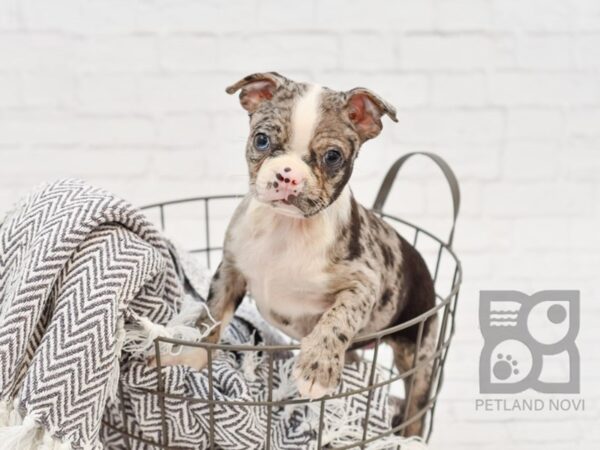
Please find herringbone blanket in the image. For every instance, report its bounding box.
[0,180,424,450]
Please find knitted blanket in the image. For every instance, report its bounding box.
[0,180,425,450]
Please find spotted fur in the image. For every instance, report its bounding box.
[167,72,436,437]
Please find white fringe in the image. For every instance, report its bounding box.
[271,360,429,450]
[272,358,299,405]
[107,315,126,403]
[318,427,428,450]
[0,400,76,450]
[240,332,263,382]
[0,413,40,450]
[123,297,219,359]
[8,398,22,426]
[0,400,9,427]
[305,396,428,450]
[38,431,74,450]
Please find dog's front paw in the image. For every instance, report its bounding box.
[293,334,344,399]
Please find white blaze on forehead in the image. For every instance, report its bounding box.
[289,84,323,156]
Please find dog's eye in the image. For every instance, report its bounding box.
[323,149,343,167]
[254,133,271,151]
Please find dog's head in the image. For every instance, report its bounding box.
[227,72,397,218]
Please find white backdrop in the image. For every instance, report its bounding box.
[0,1,599,449]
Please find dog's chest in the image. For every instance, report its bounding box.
[229,202,336,338]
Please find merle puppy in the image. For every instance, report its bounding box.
[161,72,437,436]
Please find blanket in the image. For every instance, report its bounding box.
[0,180,426,450]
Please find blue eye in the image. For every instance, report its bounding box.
[254,133,270,151]
[323,148,343,167]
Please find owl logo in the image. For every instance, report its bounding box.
[479,290,580,394]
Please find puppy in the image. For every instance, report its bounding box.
[160,72,437,437]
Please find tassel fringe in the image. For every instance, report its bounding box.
[124,297,219,359]
[0,413,40,450]
[0,400,74,450]
[0,400,9,427]
[271,362,428,450]
[107,316,126,402]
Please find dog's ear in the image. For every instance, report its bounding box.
[226,72,286,113]
[345,88,398,142]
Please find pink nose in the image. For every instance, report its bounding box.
[262,167,305,202]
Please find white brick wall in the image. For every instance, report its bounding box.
[0,1,598,449]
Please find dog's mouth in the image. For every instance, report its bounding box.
[272,194,307,214]
[278,195,297,206]
[270,200,306,218]
[255,193,308,218]
[251,184,325,219]
[273,198,329,219]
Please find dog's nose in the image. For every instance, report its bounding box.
[276,168,303,188]
[262,167,306,202]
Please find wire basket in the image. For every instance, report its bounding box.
[123,152,462,449]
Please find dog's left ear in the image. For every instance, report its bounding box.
[345,88,398,142]
[226,72,287,113]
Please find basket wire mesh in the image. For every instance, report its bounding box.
[108,152,462,449]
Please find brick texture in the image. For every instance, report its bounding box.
[0,1,598,449]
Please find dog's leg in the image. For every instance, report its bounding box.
[152,259,246,370]
[293,275,376,398]
[388,315,438,437]
[199,260,247,343]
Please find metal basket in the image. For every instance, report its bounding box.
[125,152,462,449]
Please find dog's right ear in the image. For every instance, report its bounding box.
[226,72,286,113]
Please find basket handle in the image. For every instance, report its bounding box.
[372,152,460,247]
